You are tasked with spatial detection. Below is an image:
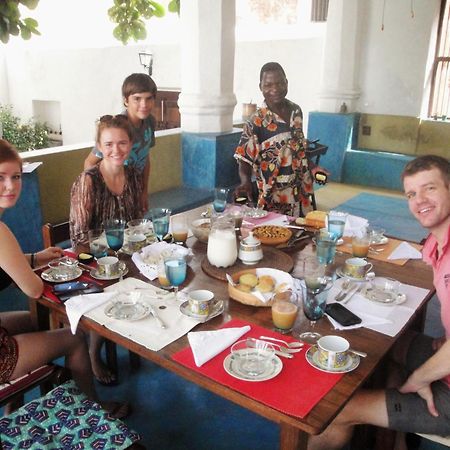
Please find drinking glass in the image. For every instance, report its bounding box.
[352,231,371,257]
[164,254,187,294]
[88,228,108,258]
[213,188,229,213]
[150,208,171,241]
[171,215,189,245]
[104,219,126,257]
[327,211,347,242]
[271,291,299,334]
[297,256,331,343]
[316,230,337,265]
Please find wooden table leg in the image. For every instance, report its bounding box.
[28,297,50,331]
[280,422,308,450]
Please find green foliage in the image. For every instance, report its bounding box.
[0,105,50,152]
[0,0,40,44]
[108,0,179,45]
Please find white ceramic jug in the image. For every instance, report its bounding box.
[207,215,237,268]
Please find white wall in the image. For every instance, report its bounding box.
[356,0,440,116]
[0,0,443,144]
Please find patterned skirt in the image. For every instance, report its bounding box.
[0,326,19,383]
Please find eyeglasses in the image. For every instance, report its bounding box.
[98,114,129,124]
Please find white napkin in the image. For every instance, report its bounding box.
[131,241,192,281]
[188,325,251,367]
[326,307,391,331]
[65,292,117,334]
[388,242,422,260]
[343,215,369,237]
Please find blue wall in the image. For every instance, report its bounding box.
[2,171,44,253]
[182,130,241,189]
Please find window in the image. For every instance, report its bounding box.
[429,0,450,118]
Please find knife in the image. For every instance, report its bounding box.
[274,350,293,359]
[149,305,167,329]
[342,285,362,304]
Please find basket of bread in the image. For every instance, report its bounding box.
[295,210,327,229]
[227,268,293,307]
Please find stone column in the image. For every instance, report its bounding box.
[318,0,362,112]
[178,0,237,133]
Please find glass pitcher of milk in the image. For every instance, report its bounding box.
[207,215,237,268]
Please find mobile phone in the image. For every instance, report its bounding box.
[58,284,103,302]
[53,281,90,293]
[325,303,362,327]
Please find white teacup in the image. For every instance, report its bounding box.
[344,257,373,279]
[317,335,349,369]
[97,256,120,277]
[188,289,216,316]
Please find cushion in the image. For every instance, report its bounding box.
[0,380,140,449]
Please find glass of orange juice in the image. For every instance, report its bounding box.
[352,232,371,257]
[171,215,189,245]
[157,257,173,290]
[271,291,299,334]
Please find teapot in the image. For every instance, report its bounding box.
[238,232,263,265]
[207,215,237,268]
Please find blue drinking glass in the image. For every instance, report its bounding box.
[316,230,337,265]
[150,208,171,241]
[104,219,126,257]
[327,211,347,241]
[213,188,229,213]
[164,255,187,294]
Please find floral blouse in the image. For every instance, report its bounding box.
[234,100,313,216]
[69,164,144,246]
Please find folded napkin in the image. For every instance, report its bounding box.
[65,292,117,334]
[132,241,192,281]
[188,325,251,367]
[326,308,391,331]
[388,241,422,260]
[343,215,368,237]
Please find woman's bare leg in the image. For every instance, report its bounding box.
[89,331,116,385]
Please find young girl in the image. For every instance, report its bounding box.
[70,114,143,385]
[0,139,128,417]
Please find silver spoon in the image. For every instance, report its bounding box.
[259,335,304,349]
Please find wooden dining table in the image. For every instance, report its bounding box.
[30,207,435,450]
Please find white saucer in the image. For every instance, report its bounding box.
[244,208,268,219]
[104,300,150,321]
[336,267,373,282]
[371,236,389,246]
[90,264,128,281]
[362,287,407,305]
[179,300,224,322]
[305,346,360,374]
[223,351,282,382]
[41,266,82,283]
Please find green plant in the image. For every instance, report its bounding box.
[0,0,40,44]
[0,105,50,151]
[108,0,180,45]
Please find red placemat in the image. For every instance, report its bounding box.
[41,251,100,304]
[171,318,343,419]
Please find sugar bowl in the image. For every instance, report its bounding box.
[238,231,263,265]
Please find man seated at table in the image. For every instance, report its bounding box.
[308,154,450,450]
[233,62,328,217]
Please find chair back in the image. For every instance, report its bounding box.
[42,221,70,248]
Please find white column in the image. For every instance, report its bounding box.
[318,0,362,112]
[178,0,237,133]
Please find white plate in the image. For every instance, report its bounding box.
[223,351,282,382]
[336,267,373,282]
[90,264,128,281]
[104,300,150,321]
[41,266,82,283]
[179,300,224,322]
[371,236,388,246]
[244,208,268,219]
[305,346,360,374]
